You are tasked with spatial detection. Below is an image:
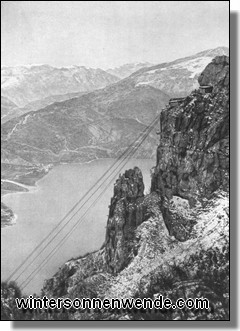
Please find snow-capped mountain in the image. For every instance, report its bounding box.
[1,47,228,119]
[106,62,154,79]
[130,47,229,97]
[1,65,120,107]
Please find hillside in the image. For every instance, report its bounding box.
[2,48,228,172]
[1,96,19,123]
[1,65,119,107]
[129,46,229,97]
[1,84,169,170]
[107,62,153,79]
[19,92,87,114]
[1,67,170,230]
[34,56,229,320]
[1,47,228,123]
[1,56,229,321]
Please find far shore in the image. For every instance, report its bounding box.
[1,156,153,200]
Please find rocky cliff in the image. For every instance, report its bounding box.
[1,202,16,227]
[130,47,229,97]
[151,55,229,241]
[105,167,145,274]
[15,56,229,321]
[198,55,229,90]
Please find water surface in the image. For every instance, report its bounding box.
[1,158,154,294]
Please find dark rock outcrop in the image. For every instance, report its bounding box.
[198,55,229,90]
[105,167,145,273]
[35,56,229,320]
[1,202,16,227]
[151,56,229,240]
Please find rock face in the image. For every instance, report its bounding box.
[11,56,229,321]
[1,47,228,123]
[105,167,145,273]
[130,47,229,97]
[151,55,229,241]
[1,202,16,227]
[198,55,229,89]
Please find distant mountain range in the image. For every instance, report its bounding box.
[106,62,153,79]
[1,65,119,107]
[1,46,229,183]
[39,56,229,321]
[1,83,169,168]
[1,92,88,124]
[1,47,229,229]
[1,47,228,123]
[128,46,229,97]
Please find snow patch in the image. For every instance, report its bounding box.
[167,57,212,78]
[135,82,150,87]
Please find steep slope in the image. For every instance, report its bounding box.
[39,56,229,320]
[151,55,229,243]
[1,47,228,123]
[19,91,87,114]
[107,62,153,79]
[1,65,119,107]
[1,202,16,227]
[1,84,169,168]
[129,46,229,97]
[1,92,87,124]
[1,73,169,229]
[1,96,19,123]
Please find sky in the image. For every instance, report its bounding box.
[1,1,229,69]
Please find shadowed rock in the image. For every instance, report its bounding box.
[105,167,146,273]
[198,55,229,90]
[151,56,229,240]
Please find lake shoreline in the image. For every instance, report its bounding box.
[2,156,154,197]
[1,158,154,294]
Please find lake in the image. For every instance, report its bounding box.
[1,158,154,294]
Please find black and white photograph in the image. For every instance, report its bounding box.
[1,0,232,324]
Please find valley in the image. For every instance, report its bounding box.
[1,0,230,321]
[1,47,229,231]
[1,47,228,123]
[1,51,229,320]
[1,65,120,107]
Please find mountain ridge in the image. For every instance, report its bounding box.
[39,55,229,320]
[1,65,120,107]
[1,84,169,168]
[1,55,229,321]
[106,62,154,79]
[1,96,19,121]
[1,47,228,121]
[128,46,229,97]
